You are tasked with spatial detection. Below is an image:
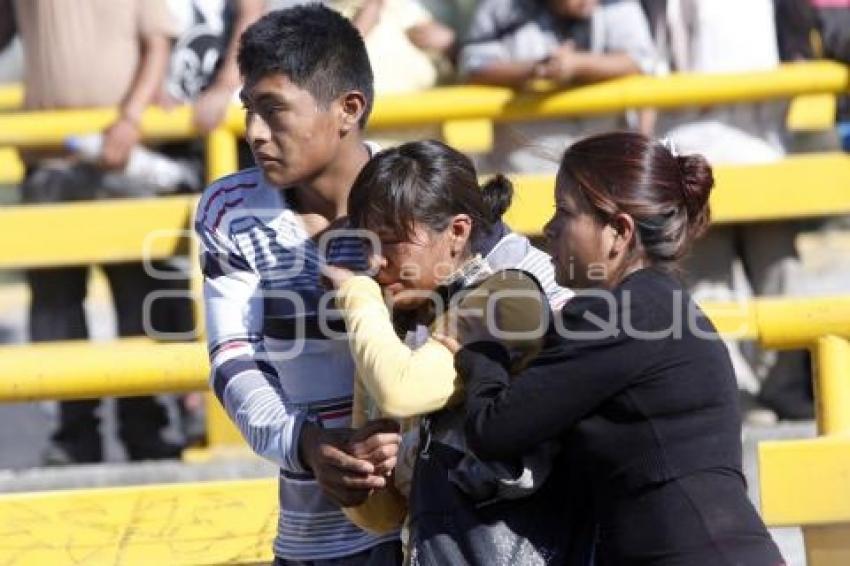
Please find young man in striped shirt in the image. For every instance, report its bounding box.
[196,6,402,563]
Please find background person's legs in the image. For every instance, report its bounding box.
[146,257,206,445]
[29,266,104,464]
[739,222,814,419]
[104,261,183,460]
[682,226,762,395]
[21,164,106,464]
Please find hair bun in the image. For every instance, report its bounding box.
[480,174,514,223]
[676,154,714,239]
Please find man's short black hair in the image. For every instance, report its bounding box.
[238,4,374,128]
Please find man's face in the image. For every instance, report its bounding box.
[241,74,342,188]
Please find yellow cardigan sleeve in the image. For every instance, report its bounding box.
[336,276,461,419]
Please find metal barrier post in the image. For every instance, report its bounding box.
[812,336,850,436]
[802,336,850,566]
[200,128,246,450]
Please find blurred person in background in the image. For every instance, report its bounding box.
[0,0,184,464]
[265,0,457,88]
[459,0,657,173]
[163,0,264,133]
[773,0,820,63]
[646,0,813,421]
[347,0,458,148]
[0,35,21,84]
[808,0,850,148]
[351,0,456,94]
[418,0,479,58]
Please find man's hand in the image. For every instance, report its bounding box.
[300,421,393,507]
[100,116,141,170]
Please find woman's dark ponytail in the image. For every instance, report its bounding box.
[676,154,714,240]
[480,174,514,223]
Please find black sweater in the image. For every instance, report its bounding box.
[457,267,783,565]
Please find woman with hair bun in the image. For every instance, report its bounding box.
[438,132,785,565]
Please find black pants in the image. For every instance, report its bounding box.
[27,262,173,462]
[23,164,177,462]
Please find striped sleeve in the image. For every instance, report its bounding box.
[195,192,309,473]
[514,245,574,311]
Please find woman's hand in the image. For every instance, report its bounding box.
[349,418,401,477]
[433,310,496,354]
[432,332,462,354]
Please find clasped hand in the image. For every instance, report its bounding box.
[302,418,401,507]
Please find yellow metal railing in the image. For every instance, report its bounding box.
[0,83,23,111]
[1,295,849,403]
[2,61,847,119]
[0,61,848,149]
[0,304,848,566]
[9,61,830,136]
[758,335,850,566]
[3,156,850,270]
[502,153,850,234]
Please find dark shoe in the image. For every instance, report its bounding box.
[758,390,815,421]
[180,408,207,447]
[41,441,102,466]
[758,351,815,421]
[123,437,185,462]
[739,390,778,426]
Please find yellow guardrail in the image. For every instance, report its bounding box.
[1,295,848,403]
[1,153,850,270]
[0,83,23,111]
[0,301,847,566]
[503,153,850,235]
[758,334,850,566]
[0,62,843,185]
[0,147,23,185]
[0,196,195,268]
[0,62,847,150]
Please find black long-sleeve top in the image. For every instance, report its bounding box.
[457,267,783,565]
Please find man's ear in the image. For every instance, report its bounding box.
[339,91,367,133]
